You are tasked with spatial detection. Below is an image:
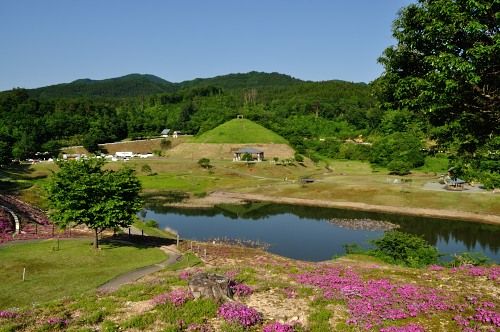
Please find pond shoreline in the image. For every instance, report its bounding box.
[162,190,500,225]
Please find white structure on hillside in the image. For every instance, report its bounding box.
[161,129,170,137]
[115,151,133,158]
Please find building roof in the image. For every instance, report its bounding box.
[161,129,170,135]
[235,147,264,154]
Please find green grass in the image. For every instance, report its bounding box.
[133,220,176,239]
[0,239,166,308]
[193,119,288,144]
[165,253,203,271]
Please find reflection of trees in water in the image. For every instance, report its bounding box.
[146,202,500,255]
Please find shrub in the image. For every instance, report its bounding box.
[294,153,304,163]
[387,160,411,175]
[197,158,211,169]
[370,231,439,267]
[448,252,491,267]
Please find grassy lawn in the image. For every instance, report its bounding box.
[0,238,166,309]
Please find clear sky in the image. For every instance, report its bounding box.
[0,0,415,91]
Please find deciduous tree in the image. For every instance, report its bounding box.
[46,159,143,248]
[378,0,499,153]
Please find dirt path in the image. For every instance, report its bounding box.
[97,244,182,293]
[168,191,500,225]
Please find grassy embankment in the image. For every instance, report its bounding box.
[0,239,166,309]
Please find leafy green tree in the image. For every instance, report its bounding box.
[46,159,143,248]
[371,231,439,267]
[370,132,425,171]
[378,0,499,154]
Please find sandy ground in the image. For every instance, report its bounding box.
[167,190,500,225]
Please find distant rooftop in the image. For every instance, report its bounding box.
[235,147,263,154]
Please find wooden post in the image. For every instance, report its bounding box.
[52,224,54,236]
[204,248,207,259]
[141,229,144,237]
[190,241,193,251]
[35,223,37,234]
[22,268,26,281]
[128,228,131,238]
[176,234,179,247]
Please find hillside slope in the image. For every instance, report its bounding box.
[193,119,288,144]
[26,74,176,99]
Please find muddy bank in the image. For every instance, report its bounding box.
[162,191,500,225]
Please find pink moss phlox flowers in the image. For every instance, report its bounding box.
[0,310,18,319]
[230,282,253,297]
[152,289,193,306]
[225,270,239,279]
[217,302,262,327]
[283,287,297,299]
[428,265,444,271]
[179,270,191,280]
[453,300,500,331]
[294,266,450,328]
[452,265,500,281]
[262,321,296,332]
[186,323,212,332]
[380,323,425,332]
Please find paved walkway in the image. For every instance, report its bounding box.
[97,244,182,293]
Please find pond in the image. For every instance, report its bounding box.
[143,203,500,262]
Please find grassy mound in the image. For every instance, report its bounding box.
[194,119,287,144]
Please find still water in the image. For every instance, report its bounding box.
[144,203,500,262]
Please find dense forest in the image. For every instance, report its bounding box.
[0,0,498,188]
[0,72,378,160]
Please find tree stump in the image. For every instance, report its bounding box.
[188,273,233,302]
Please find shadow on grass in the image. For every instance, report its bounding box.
[101,234,177,250]
[0,164,45,193]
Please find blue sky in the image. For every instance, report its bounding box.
[0,0,414,90]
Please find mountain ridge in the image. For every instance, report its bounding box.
[3,71,367,99]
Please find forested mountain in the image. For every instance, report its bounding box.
[26,74,176,99]
[0,71,376,164]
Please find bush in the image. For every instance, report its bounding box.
[370,132,424,170]
[294,152,304,163]
[197,158,211,169]
[479,171,500,190]
[387,160,411,175]
[448,252,491,267]
[370,231,439,267]
[338,143,371,160]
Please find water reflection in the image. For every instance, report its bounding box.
[144,202,500,262]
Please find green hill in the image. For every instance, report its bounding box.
[193,119,288,144]
[27,74,176,99]
[178,71,301,91]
